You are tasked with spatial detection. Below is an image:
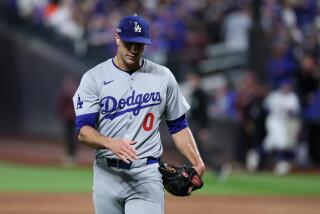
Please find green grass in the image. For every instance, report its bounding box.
[198,171,320,196]
[1,162,320,195]
[0,162,92,192]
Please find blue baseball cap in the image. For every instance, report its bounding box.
[117,15,152,45]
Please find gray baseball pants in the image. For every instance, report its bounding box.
[93,158,164,214]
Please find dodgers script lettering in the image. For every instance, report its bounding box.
[99,90,161,120]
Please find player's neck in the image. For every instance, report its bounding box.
[114,55,142,72]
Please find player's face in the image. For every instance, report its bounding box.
[115,35,146,70]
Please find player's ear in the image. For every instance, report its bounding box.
[115,33,120,46]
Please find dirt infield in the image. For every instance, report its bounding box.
[1,193,320,214]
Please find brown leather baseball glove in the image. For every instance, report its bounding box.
[158,161,204,196]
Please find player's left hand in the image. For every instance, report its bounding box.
[194,163,205,178]
[188,164,205,194]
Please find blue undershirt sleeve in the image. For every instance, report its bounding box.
[166,114,188,135]
[75,112,99,134]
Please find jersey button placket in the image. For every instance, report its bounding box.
[130,76,134,90]
[128,76,133,126]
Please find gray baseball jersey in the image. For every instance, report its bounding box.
[73,58,190,159]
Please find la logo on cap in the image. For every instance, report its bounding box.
[134,22,141,32]
[117,14,152,45]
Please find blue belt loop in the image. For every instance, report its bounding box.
[146,157,160,165]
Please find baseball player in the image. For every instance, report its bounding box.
[263,80,300,174]
[247,80,300,174]
[73,15,205,214]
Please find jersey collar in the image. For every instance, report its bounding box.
[112,58,145,75]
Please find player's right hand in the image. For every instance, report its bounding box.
[106,138,138,163]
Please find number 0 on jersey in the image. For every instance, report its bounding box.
[143,112,155,131]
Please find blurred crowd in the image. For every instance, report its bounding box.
[185,0,320,173]
[2,0,252,77]
[2,0,320,67]
[2,0,320,75]
[1,0,320,173]
[210,0,320,174]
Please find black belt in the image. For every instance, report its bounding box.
[106,157,159,169]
